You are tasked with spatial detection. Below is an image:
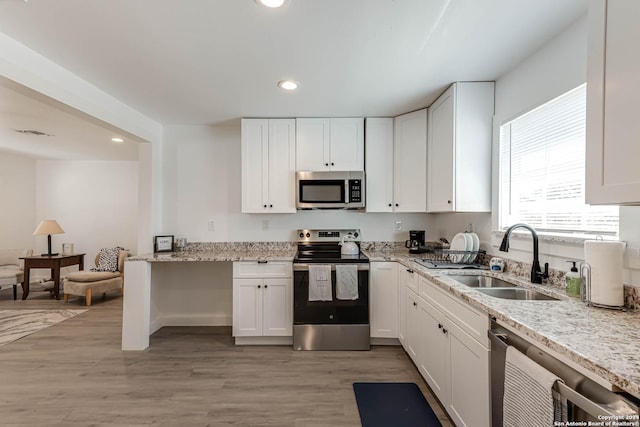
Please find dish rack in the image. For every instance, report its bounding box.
[414,246,486,269]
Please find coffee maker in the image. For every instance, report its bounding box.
[405,230,426,254]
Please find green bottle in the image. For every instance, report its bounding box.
[565,261,582,297]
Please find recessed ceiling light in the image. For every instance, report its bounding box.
[278,80,299,91]
[255,0,286,7]
[111,137,124,143]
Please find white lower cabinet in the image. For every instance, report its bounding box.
[397,266,416,345]
[418,296,449,398]
[401,271,490,427]
[232,262,292,338]
[404,288,421,363]
[370,262,399,338]
[448,321,490,427]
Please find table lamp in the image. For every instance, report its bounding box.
[33,220,65,256]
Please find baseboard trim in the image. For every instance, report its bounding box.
[235,336,293,346]
[370,337,401,346]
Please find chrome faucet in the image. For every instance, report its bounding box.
[499,223,549,284]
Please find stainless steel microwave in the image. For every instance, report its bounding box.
[296,171,365,209]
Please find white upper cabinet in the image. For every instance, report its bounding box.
[241,119,296,213]
[427,82,494,213]
[393,109,428,212]
[586,0,640,205]
[366,111,428,213]
[296,118,364,171]
[365,118,395,212]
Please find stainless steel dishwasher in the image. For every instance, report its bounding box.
[489,320,639,427]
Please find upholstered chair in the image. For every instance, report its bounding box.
[63,250,128,306]
[0,249,33,300]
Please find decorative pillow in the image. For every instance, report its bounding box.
[92,247,123,272]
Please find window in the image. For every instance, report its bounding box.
[499,84,618,235]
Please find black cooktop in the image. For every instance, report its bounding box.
[294,229,369,264]
[294,253,370,264]
[294,243,369,264]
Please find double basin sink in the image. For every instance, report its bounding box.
[446,275,560,301]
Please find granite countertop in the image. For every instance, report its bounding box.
[364,249,640,400]
[127,249,297,262]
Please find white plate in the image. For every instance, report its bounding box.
[467,232,480,263]
[449,233,468,263]
[461,233,474,263]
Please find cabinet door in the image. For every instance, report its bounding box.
[241,119,269,213]
[448,322,490,427]
[267,119,296,213]
[418,297,449,399]
[394,109,428,212]
[365,118,394,212]
[405,289,421,362]
[233,278,263,337]
[370,262,399,338]
[329,118,364,171]
[296,118,330,171]
[262,277,293,336]
[397,267,410,345]
[428,85,455,212]
[586,0,640,204]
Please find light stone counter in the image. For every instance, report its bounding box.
[364,249,640,400]
[127,249,296,263]
[122,242,296,351]
[127,242,297,263]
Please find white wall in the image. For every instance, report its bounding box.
[35,160,139,259]
[422,16,590,264]
[428,14,640,285]
[0,151,36,249]
[161,124,430,243]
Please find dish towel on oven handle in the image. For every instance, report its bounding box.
[336,264,359,300]
[503,345,567,427]
[308,264,333,301]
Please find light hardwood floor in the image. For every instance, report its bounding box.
[0,289,453,427]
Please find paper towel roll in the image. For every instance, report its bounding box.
[584,240,626,307]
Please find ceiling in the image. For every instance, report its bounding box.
[0,0,587,159]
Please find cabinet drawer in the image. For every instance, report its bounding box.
[233,261,292,278]
[419,277,488,346]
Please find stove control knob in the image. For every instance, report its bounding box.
[306,232,311,238]
[354,232,359,238]
[299,232,304,238]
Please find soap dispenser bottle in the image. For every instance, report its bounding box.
[565,261,581,297]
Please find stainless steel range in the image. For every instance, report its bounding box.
[293,229,370,350]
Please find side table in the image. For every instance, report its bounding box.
[20,254,85,300]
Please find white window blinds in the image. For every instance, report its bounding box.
[499,84,618,235]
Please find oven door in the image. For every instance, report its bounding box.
[293,263,369,325]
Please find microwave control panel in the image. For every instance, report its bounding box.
[348,179,362,203]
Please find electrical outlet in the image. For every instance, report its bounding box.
[262,219,269,230]
[208,220,215,232]
[395,220,403,231]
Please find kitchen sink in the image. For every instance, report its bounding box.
[475,287,560,301]
[447,275,516,288]
[446,274,561,300]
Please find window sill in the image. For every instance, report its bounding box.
[491,230,619,247]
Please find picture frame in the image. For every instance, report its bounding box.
[154,235,174,253]
[62,243,75,255]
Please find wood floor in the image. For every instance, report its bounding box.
[0,289,454,427]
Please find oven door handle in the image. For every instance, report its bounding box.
[293,263,370,271]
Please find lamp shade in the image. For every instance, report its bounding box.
[33,220,65,236]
